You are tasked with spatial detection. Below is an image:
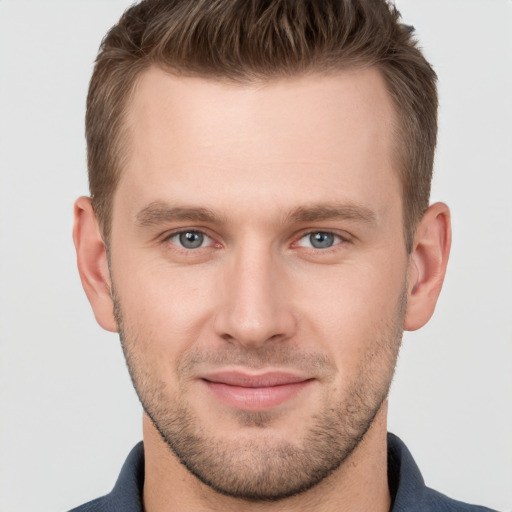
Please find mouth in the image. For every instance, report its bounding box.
[200,371,314,411]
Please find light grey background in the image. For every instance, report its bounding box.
[0,1,511,511]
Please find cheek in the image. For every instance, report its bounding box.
[294,257,405,317]
[290,259,406,374]
[112,256,219,354]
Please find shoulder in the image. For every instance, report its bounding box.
[68,495,113,512]
[415,487,499,512]
[67,443,145,512]
[388,433,498,512]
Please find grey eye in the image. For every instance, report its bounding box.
[309,232,336,249]
[178,231,205,249]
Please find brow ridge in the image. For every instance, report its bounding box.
[135,201,377,228]
[286,203,377,224]
[135,202,220,226]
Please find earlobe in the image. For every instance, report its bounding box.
[73,197,118,333]
[404,202,451,331]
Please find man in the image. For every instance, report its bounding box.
[70,0,496,510]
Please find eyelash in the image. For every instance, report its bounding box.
[162,229,217,250]
[294,231,344,250]
[161,228,349,252]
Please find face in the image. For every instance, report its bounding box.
[109,67,409,500]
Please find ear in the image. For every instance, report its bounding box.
[404,202,451,331]
[72,197,118,332]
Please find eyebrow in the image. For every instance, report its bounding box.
[135,202,222,227]
[135,201,377,228]
[286,203,377,225]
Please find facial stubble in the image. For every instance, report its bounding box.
[113,285,406,502]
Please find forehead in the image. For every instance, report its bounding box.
[117,66,400,221]
[125,66,396,151]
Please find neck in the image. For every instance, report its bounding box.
[142,402,391,512]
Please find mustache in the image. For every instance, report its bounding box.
[177,344,337,380]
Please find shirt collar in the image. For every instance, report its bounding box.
[108,442,145,511]
[107,434,436,510]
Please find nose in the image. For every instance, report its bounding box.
[213,245,297,349]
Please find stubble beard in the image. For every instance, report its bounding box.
[113,287,406,502]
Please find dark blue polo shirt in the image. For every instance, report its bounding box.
[69,433,497,511]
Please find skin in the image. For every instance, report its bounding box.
[74,67,451,512]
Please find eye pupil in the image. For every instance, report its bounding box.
[179,231,204,249]
[310,232,334,249]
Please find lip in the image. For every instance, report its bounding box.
[200,371,314,411]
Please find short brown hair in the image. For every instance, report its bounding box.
[86,0,437,250]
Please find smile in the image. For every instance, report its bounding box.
[200,371,314,411]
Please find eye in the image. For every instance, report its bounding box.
[297,231,342,249]
[169,230,212,249]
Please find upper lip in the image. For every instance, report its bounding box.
[201,371,311,388]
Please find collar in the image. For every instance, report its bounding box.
[103,434,494,511]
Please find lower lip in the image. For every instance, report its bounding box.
[202,380,313,411]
